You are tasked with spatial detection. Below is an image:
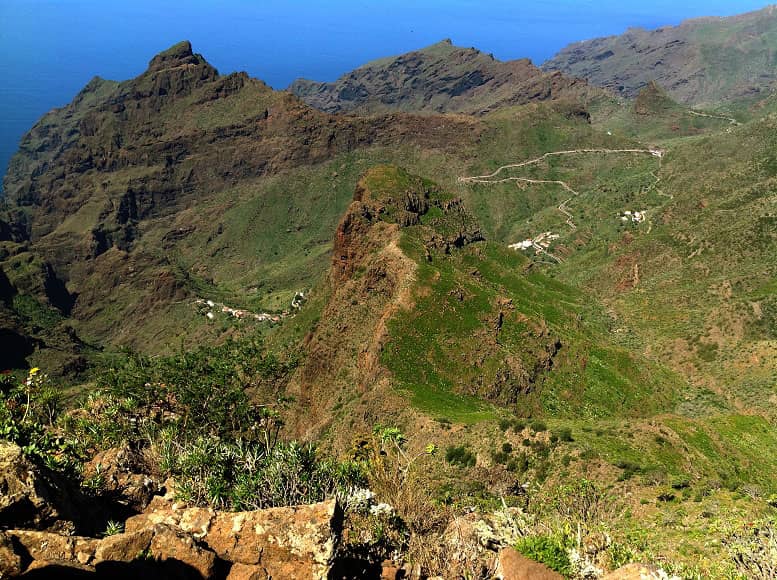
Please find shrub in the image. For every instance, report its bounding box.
[615,460,643,481]
[445,445,476,468]
[531,441,550,460]
[550,479,610,526]
[164,434,365,510]
[530,420,547,433]
[492,451,510,465]
[515,535,573,576]
[553,428,574,442]
[534,460,550,483]
[724,519,777,578]
[502,442,513,454]
[97,338,295,439]
[507,452,529,474]
[0,369,81,473]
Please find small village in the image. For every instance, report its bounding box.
[508,231,560,254]
[194,291,306,324]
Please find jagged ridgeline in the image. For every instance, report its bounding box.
[290,38,603,115]
[0,40,479,366]
[542,4,777,107]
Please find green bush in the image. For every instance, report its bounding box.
[445,445,476,468]
[507,452,529,474]
[514,535,572,576]
[615,460,643,481]
[164,434,365,510]
[97,338,295,438]
[530,420,547,433]
[0,369,82,474]
[492,451,510,465]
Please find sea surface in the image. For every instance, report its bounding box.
[0,0,770,187]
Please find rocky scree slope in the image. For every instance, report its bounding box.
[543,5,777,106]
[290,39,604,115]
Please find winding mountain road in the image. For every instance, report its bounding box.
[459,148,664,233]
[688,110,739,126]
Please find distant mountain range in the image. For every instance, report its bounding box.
[289,39,603,115]
[543,4,777,106]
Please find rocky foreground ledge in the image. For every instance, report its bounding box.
[0,441,670,579]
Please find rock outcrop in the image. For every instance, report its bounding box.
[0,442,76,533]
[1,497,343,579]
[496,547,563,580]
[82,445,160,512]
[0,439,347,578]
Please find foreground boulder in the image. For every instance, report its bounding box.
[0,442,75,533]
[125,499,342,578]
[602,563,676,579]
[1,498,343,579]
[82,446,160,512]
[496,547,563,580]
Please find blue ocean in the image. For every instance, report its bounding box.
[0,0,770,185]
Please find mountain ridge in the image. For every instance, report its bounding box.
[0,40,481,360]
[542,4,777,106]
[289,39,604,115]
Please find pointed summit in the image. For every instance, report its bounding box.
[147,40,207,73]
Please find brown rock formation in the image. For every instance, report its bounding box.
[496,547,563,580]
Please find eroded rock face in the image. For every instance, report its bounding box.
[2,500,343,578]
[149,523,220,579]
[0,442,73,532]
[94,528,154,563]
[125,499,342,578]
[601,563,667,579]
[0,532,22,577]
[83,446,160,512]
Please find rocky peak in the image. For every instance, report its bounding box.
[147,40,206,73]
[333,165,482,282]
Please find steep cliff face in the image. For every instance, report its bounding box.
[543,5,777,106]
[290,39,603,115]
[290,166,475,438]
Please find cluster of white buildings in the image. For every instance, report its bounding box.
[619,210,646,224]
[195,298,286,323]
[508,231,560,253]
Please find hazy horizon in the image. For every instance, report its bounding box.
[0,0,772,184]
